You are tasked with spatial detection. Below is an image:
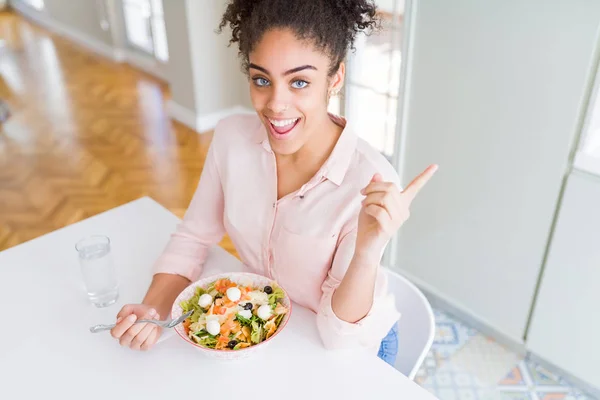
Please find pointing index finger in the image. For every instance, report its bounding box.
[402,164,438,203]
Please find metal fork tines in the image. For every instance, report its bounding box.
[89,310,194,333]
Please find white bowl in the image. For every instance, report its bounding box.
[171,272,292,360]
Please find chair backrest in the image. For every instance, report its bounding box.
[383,267,435,380]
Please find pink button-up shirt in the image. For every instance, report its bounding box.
[153,113,401,352]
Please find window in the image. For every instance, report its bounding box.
[344,0,405,158]
[23,0,44,10]
[574,62,600,176]
[123,0,169,62]
[579,81,600,159]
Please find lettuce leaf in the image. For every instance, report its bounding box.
[250,320,263,344]
[180,286,206,312]
[180,286,209,324]
[191,330,217,348]
[206,282,218,297]
[235,314,252,326]
[268,286,285,307]
[274,313,285,328]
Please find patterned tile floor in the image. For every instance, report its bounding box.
[415,309,598,400]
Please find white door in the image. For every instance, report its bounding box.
[391,0,600,341]
[525,171,600,390]
[122,0,168,62]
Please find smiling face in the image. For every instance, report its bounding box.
[248,28,344,156]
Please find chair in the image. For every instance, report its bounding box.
[383,267,435,380]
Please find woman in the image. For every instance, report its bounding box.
[110,0,437,366]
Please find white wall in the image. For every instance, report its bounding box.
[43,0,113,45]
[162,0,196,111]
[10,0,120,60]
[527,170,600,390]
[162,0,251,131]
[185,0,250,117]
[12,0,252,131]
[396,0,600,342]
[11,0,113,45]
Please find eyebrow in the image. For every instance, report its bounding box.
[248,63,317,76]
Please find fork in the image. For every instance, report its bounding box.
[89,310,194,333]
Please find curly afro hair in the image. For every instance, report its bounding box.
[218,0,381,77]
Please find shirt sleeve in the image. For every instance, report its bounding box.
[151,138,226,282]
[316,228,401,350]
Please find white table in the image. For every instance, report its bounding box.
[0,197,437,400]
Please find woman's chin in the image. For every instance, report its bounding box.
[269,140,302,156]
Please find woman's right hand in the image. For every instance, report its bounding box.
[110,304,163,351]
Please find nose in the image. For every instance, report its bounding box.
[266,86,290,114]
[267,102,289,114]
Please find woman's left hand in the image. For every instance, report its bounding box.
[355,164,439,262]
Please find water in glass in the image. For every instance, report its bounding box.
[76,236,119,307]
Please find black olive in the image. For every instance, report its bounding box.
[264,286,273,294]
[244,303,253,310]
[215,294,223,299]
[228,340,238,349]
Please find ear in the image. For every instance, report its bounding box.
[329,61,346,94]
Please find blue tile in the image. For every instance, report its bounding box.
[416,308,480,383]
[420,355,500,400]
[415,309,597,400]
[497,359,596,400]
[566,390,598,400]
[432,309,479,359]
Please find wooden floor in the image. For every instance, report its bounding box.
[0,12,236,256]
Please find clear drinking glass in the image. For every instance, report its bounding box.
[75,235,119,307]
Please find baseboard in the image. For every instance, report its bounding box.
[394,267,528,356]
[12,1,172,82]
[166,100,254,134]
[196,106,254,133]
[395,267,600,394]
[12,1,122,63]
[124,51,168,82]
[166,100,198,132]
[527,353,600,398]
[113,48,126,63]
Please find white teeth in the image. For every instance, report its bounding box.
[269,118,298,127]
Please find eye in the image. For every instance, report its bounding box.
[253,77,270,87]
[291,80,309,89]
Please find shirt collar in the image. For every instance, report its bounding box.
[254,113,358,186]
[320,114,357,186]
